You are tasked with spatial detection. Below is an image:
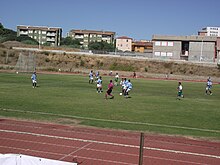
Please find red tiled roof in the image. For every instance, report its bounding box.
[117,36,133,40]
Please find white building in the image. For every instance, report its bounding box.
[116,36,132,52]
[198,27,220,37]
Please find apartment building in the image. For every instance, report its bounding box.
[68,29,115,49]
[17,25,62,46]
[116,36,132,52]
[198,27,220,37]
[152,35,217,62]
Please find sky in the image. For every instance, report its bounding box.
[1,0,220,40]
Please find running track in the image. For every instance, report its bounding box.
[0,118,220,165]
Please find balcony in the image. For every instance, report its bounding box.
[46,38,55,42]
[47,33,56,36]
[75,35,84,39]
[19,31,28,35]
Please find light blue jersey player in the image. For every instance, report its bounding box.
[122,78,128,95]
[31,72,37,88]
[95,71,99,81]
[89,70,94,84]
[96,76,103,93]
[125,79,132,97]
[205,79,212,95]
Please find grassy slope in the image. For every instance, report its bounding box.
[0,72,220,139]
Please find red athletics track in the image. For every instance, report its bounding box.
[0,118,220,165]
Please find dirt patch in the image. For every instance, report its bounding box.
[55,118,82,125]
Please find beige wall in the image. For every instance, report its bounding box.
[116,38,132,52]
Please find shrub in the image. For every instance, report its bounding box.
[45,67,58,72]
[80,60,85,66]
[42,51,49,56]
[217,63,220,70]
[45,58,50,62]
[144,67,148,72]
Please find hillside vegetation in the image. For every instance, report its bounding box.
[0,41,220,82]
[0,23,38,45]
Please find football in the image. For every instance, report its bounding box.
[120,93,122,95]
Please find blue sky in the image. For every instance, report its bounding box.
[1,0,220,40]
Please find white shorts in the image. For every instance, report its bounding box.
[32,80,37,83]
[126,88,131,92]
[90,77,93,80]
[97,84,102,88]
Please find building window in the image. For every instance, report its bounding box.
[155,41,160,46]
[155,52,160,56]
[161,42,167,46]
[161,52,166,56]
[167,52,173,56]
[167,42,173,46]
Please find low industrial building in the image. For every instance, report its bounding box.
[152,35,217,62]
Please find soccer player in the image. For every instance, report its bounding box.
[133,71,136,78]
[89,70,94,84]
[205,78,213,95]
[95,71,99,81]
[124,79,132,97]
[122,78,128,96]
[31,72,37,88]
[96,76,103,93]
[177,82,184,100]
[114,73,119,86]
[105,80,114,99]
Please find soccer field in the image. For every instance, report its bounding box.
[0,72,220,139]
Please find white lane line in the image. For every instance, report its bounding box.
[0,129,220,160]
[59,143,92,161]
[1,108,220,133]
[0,145,209,165]
[0,122,139,141]
[1,122,218,151]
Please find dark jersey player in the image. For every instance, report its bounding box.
[105,80,114,99]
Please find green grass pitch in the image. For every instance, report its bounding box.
[0,72,220,139]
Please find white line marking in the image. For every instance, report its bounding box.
[1,108,220,133]
[0,145,135,165]
[0,129,219,160]
[59,143,92,161]
[1,122,218,151]
[0,145,209,165]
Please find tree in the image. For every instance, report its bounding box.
[0,23,4,30]
[89,41,115,51]
[0,23,38,45]
[60,37,82,48]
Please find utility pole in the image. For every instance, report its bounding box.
[138,132,145,165]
